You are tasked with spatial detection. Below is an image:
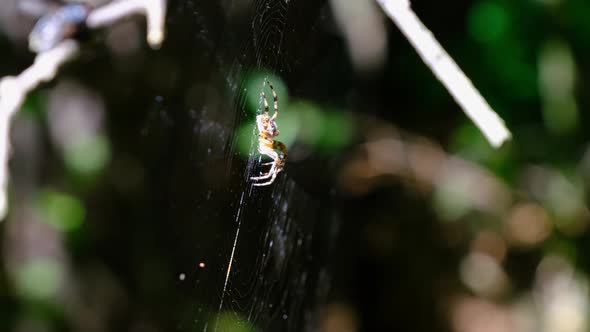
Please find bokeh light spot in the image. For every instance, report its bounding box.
[317,112,353,151]
[504,202,552,247]
[274,110,300,148]
[433,173,473,221]
[451,123,510,172]
[243,71,288,115]
[468,2,509,44]
[36,189,85,232]
[287,100,324,146]
[235,121,256,156]
[212,312,256,332]
[539,39,579,135]
[15,259,63,301]
[64,134,111,175]
[460,252,508,297]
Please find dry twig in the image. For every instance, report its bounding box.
[0,0,167,219]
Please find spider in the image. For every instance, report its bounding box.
[251,81,287,186]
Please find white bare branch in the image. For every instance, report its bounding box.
[376,0,511,148]
[0,0,168,219]
[0,40,79,219]
[86,0,167,49]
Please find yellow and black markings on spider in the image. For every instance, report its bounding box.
[251,81,287,186]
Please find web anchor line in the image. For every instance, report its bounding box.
[214,190,246,331]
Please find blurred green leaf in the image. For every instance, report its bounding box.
[63,134,111,176]
[317,111,353,152]
[15,259,63,301]
[36,189,85,232]
[468,1,510,45]
[211,312,257,332]
[243,71,288,115]
[450,123,511,175]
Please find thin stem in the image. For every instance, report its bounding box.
[86,0,166,49]
[376,0,511,148]
[0,40,79,218]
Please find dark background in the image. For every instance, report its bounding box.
[1,0,589,331]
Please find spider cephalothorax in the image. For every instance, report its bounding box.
[251,81,287,186]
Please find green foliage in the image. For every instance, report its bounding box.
[14,259,64,301]
[36,189,85,232]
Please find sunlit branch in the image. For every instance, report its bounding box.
[375,0,511,148]
[86,0,167,49]
[0,40,79,219]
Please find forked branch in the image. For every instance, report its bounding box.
[0,0,167,219]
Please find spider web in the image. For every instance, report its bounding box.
[162,0,338,331]
[0,0,339,330]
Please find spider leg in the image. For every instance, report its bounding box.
[268,82,279,120]
[258,146,280,163]
[252,171,278,186]
[251,153,279,180]
[250,163,276,180]
[251,173,273,180]
[261,90,269,116]
[251,158,285,182]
